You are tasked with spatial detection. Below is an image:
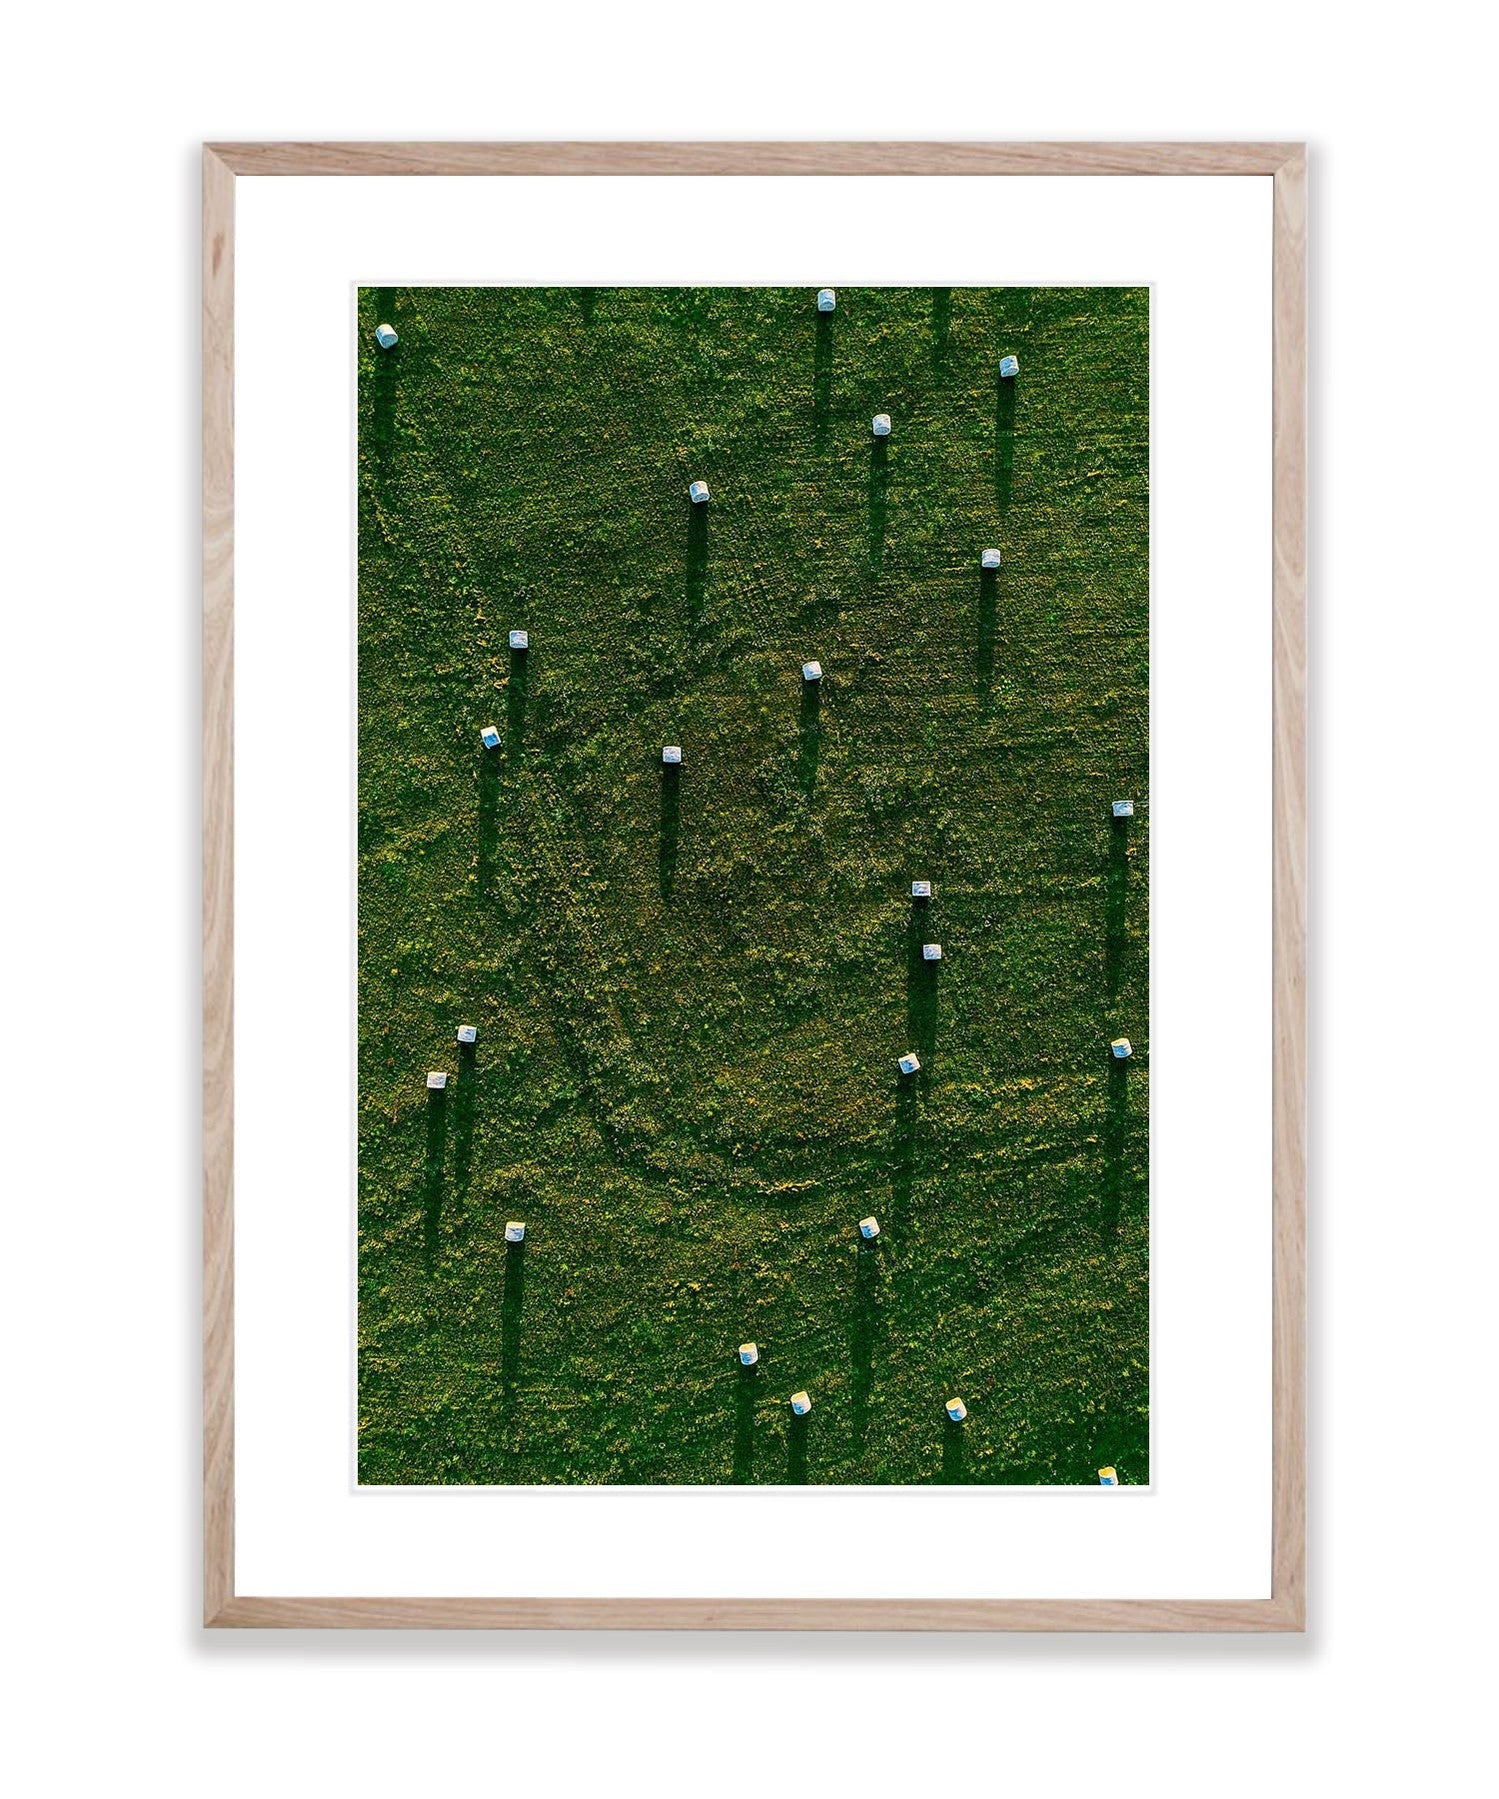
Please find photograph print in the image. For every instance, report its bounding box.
[356,284,1149,1487]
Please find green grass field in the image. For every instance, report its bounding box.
[357,285,1149,1486]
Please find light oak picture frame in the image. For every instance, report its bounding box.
[203,139,1306,1631]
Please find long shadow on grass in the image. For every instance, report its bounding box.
[891,1077,918,1234]
[976,566,999,701]
[941,1418,967,1484]
[867,438,890,569]
[682,287,714,338]
[732,1364,758,1483]
[369,287,399,468]
[930,287,952,368]
[451,1041,477,1227]
[686,500,709,622]
[797,680,822,799]
[813,312,833,440]
[786,1409,810,1485]
[906,912,940,1065]
[995,370,1017,511]
[578,287,598,325]
[850,1237,882,1451]
[500,1236,527,1396]
[506,646,529,758]
[1100,1057,1130,1239]
[421,1083,448,1269]
[1105,819,1129,1000]
[659,764,681,900]
[476,747,500,901]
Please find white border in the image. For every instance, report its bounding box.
[234,175,1271,1598]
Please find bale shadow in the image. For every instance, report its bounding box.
[906,913,939,1063]
[686,500,709,621]
[891,1077,917,1232]
[1100,1057,1130,1238]
[506,647,529,759]
[421,1084,448,1269]
[866,438,890,569]
[813,312,833,439]
[994,374,1017,511]
[501,1237,527,1396]
[1105,822,1129,999]
[930,287,952,367]
[976,567,999,700]
[797,681,822,799]
[941,1417,967,1485]
[658,764,681,900]
[578,287,598,325]
[451,1041,478,1225]
[786,1409,810,1485]
[732,1364,757,1483]
[850,1238,881,1451]
[369,287,399,466]
[476,748,500,901]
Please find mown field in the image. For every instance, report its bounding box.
[357,285,1149,1486]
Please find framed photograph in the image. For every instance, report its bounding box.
[204,141,1305,1629]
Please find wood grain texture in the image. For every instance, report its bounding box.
[1270,146,1308,1630]
[202,141,1307,1631]
[203,145,236,1627]
[207,140,1298,178]
[211,1595,1303,1631]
